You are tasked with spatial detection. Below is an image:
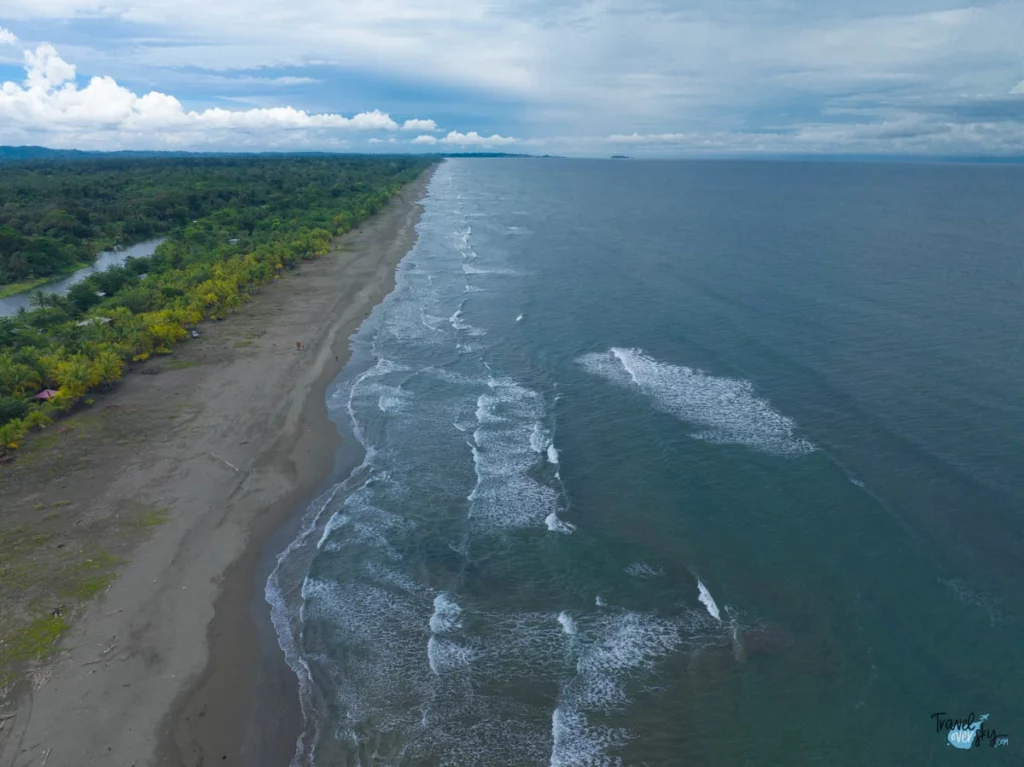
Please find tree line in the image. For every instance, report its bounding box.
[0,154,429,285]
[0,155,434,452]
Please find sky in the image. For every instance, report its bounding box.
[1,1,1023,157]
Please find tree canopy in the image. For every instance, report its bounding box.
[0,154,434,451]
[0,154,429,284]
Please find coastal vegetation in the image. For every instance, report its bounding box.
[0,154,432,454]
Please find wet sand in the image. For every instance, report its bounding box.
[0,165,435,767]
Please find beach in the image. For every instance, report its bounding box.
[0,165,434,767]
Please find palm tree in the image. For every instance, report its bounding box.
[28,290,57,310]
[0,356,41,398]
[54,356,93,399]
[0,317,19,347]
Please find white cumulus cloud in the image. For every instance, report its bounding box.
[401,118,437,131]
[0,26,18,45]
[411,134,438,144]
[23,44,76,89]
[608,133,692,144]
[0,42,442,149]
[438,130,517,146]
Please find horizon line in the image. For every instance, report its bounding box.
[4,145,1024,165]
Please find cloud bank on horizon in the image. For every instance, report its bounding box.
[1,0,1023,156]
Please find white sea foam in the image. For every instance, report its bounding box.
[557,611,578,636]
[545,512,576,534]
[697,579,722,622]
[322,519,403,559]
[448,305,486,336]
[429,368,488,387]
[577,347,815,455]
[516,314,524,322]
[316,512,350,549]
[531,422,551,453]
[528,422,562,465]
[299,570,435,743]
[463,265,521,276]
[316,477,409,558]
[577,612,682,707]
[265,479,354,766]
[363,561,426,596]
[427,593,475,675]
[476,394,504,424]
[273,166,620,763]
[468,378,566,530]
[595,595,607,608]
[376,386,412,414]
[419,307,443,332]
[625,562,660,578]
[550,706,623,767]
[550,611,682,765]
[301,576,421,648]
[427,636,475,675]
[430,593,463,633]
[347,359,410,426]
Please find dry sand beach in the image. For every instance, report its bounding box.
[0,166,435,767]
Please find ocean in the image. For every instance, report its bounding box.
[268,158,1024,765]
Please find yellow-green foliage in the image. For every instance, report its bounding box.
[0,157,432,453]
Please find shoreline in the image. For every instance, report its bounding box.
[164,164,437,766]
[0,165,436,767]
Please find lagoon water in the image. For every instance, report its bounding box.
[0,238,164,317]
[270,159,1024,765]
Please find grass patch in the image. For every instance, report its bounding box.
[0,497,168,688]
[64,574,115,601]
[0,549,118,677]
[233,339,253,348]
[23,431,61,453]
[165,359,198,370]
[0,614,70,665]
[132,507,169,530]
[0,261,92,298]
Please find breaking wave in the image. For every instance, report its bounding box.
[577,347,815,455]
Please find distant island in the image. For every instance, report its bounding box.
[611,155,631,159]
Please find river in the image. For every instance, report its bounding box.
[0,238,165,317]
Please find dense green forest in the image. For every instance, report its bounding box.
[0,154,433,448]
[0,155,432,285]
[0,146,539,164]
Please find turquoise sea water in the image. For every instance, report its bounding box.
[270,159,1024,765]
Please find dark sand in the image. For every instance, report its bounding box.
[0,166,435,767]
